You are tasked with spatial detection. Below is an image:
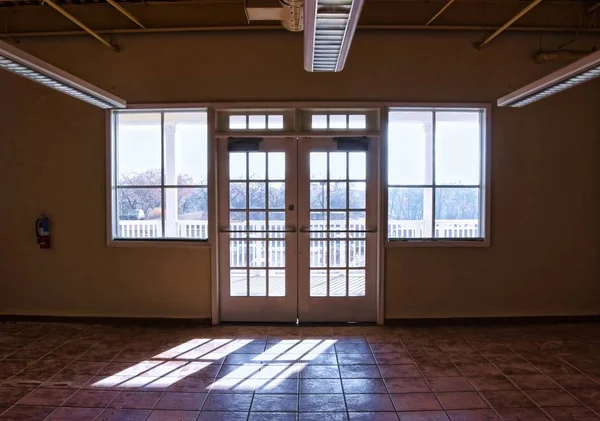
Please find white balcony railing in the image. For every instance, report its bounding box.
[118,219,478,267]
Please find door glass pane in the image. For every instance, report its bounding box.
[230,183,247,209]
[268,241,286,267]
[249,212,266,238]
[249,153,266,180]
[229,115,246,130]
[249,182,266,209]
[329,270,347,296]
[349,182,366,209]
[310,153,327,180]
[230,240,247,267]
[310,182,327,210]
[268,182,285,209]
[268,152,286,180]
[348,152,366,180]
[249,269,267,296]
[249,240,266,267]
[229,211,247,236]
[329,182,347,209]
[269,270,285,297]
[349,211,366,238]
[349,114,366,129]
[312,115,327,129]
[268,115,284,130]
[230,153,247,180]
[268,211,286,238]
[329,241,346,267]
[349,240,365,267]
[329,152,347,180]
[349,269,365,297]
[310,270,327,296]
[310,240,327,267]
[231,269,248,296]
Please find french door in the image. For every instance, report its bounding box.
[218,136,378,322]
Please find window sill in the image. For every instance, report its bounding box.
[385,238,490,248]
[107,239,211,248]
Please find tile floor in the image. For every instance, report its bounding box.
[0,322,599,420]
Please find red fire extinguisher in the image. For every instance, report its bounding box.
[36,214,51,249]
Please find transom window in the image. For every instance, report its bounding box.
[229,114,284,130]
[386,108,487,241]
[110,110,209,241]
[311,114,367,130]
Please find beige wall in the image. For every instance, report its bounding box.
[0,31,599,319]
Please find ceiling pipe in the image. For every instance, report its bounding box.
[588,2,600,12]
[2,23,600,38]
[477,0,543,48]
[105,0,145,28]
[425,0,455,25]
[41,0,117,50]
[534,50,590,63]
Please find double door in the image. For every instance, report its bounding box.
[218,136,378,322]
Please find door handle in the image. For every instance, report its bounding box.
[299,227,377,233]
[220,227,297,233]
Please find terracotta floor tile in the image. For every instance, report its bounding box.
[508,375,558,390]
[480,390,535,408]
[96,408,152,421]
[446,409,502,421]
[300,378,342,394]
[0,387,34,406]
[397,411,450,420]
[391,393,442,411]
[544,406,600,421]
[155,392,207,411]
[16,388,74,406]
[385,378,431,393]
[342,378,388,393]
[379,365,422,379]
[301,413,348,421]
[64,389,119,408]
[109,391,163,409]
[467,375,516,391]
[197,411,248,421]
[0,405,55,421]
[248,412,297,421]
[300,365,340,379]
[374,353,414,365]
[147,410,200,421]
[45,407,104,421]
[346,394,395,412]
[572,388,600,406]
[339,365,381,379]
[299,394,345,411]
[436,392,489,410]
[552,374,599,390]
[496,407,553,421]
[349,413,399,421]
[337,354,376,365]
[202,393,253,411]
[527,389,583,407]
[428,377,474,393]
[251,394,298,412]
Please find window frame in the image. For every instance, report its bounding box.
[383,104,491,247]
[106,106,214,247]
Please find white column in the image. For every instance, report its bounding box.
[423,121,434,237]
[165,123,178,237]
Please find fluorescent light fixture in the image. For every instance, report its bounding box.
[304,0,365,72]
[0,40,126,109]
[498,49,600,107]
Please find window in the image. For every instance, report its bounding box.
[387,108,487,242]
[310,114,367,130]
[110,110,209,241]
[228,114,284,130]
